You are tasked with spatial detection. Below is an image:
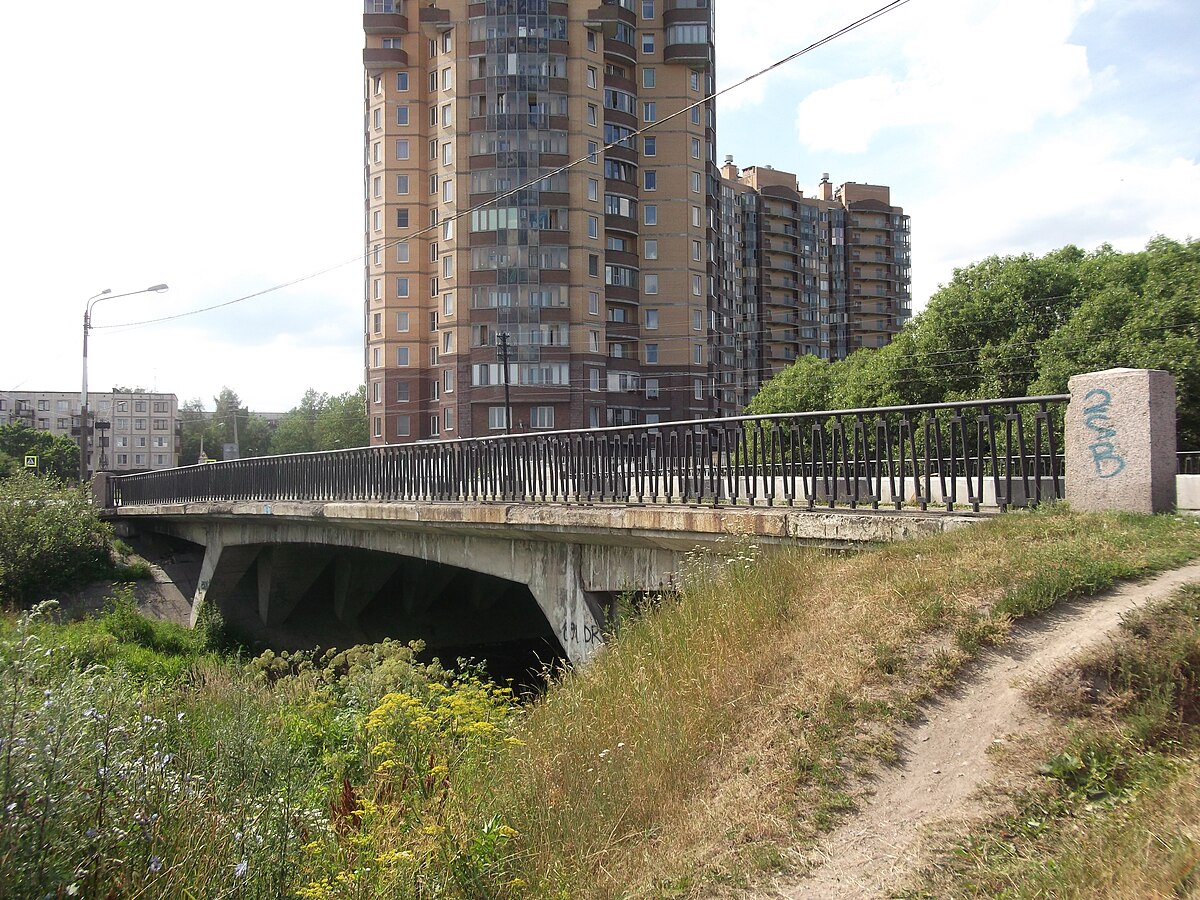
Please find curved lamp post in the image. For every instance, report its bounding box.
[81,283,169,481]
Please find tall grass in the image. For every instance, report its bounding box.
[907,585,1200,898]
[0,508,1197,897]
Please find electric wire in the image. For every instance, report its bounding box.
[95,0,915,332]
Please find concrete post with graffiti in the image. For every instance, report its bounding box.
[1066,368,1177,514]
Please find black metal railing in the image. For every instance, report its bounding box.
[1180,451,1200,475]
[108,396,1072,514]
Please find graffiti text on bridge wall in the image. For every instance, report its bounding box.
[1082,388,1126,479]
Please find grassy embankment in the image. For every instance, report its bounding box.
[902,583,1200,899]
[1,471,1198,899]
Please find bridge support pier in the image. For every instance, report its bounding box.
[257,545,336,627]
[190,535,260,628]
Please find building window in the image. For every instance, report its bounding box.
[587,215,599,239]
[396,277,410,297]
[588,254,599,277]
[372,382,382,404]
[396,415,411,437]
[429,415,440,437]
[644,239,658,259]
[488,407,507,430]
[372,311,382,334]
[644,204,657,225]
[444,369,454,393]
[642,67,655,88]
[587,178,599,201]
[588,291,600,315]
[587,141,598,163]
[645,308,659,328]
[444,407,455,432]
[643,136,656,156]
[643,101,656,122]
[587,66,597,88]
[396,72,409,91]
[587,103,598,126]
[396,382,410,402]
[642,0,655,17]
[641,33,654,54]
[397,347,410,366]
[396,207,410,228]
[396,139,410,160]
[396,105,410,126]
[645,343,658,364]
[644,275,659,295]
[645,378,660,399]
[396,174,409,194]
[691,138,701,159]
[693,344,704,365]
[530,406,554,430]
[691,105,700,125]
[644,170,657,191]
[691,171,702,193]
[396,241,410,262]
[692,239,702,261]
[442,103,452,127]
[587,30,596,51]
[373,416,382,438]
[694,378,704,400]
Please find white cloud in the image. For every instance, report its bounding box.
[795,0,1095,154]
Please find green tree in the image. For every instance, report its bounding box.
[0,473,112,602]
[0,423,81,481]
[745,354,833,416]
[747,239,1199,449]
[271,389,325,455]
[1033,237,1200,447]
[314,387,368,451]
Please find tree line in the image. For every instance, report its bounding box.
[0,386,368,478]
[179,386,368,465]
[746,237,1200,448]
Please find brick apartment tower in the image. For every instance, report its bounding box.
[719,160,912,391]
[362,0,734,443]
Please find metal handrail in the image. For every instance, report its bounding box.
[109,395,1073,514]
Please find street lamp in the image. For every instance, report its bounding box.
[81,283,169,481]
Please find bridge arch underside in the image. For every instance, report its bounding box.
[140,516,679,668]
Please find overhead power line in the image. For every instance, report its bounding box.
[96,0,915,331]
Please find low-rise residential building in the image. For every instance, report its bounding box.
[0,389,180,472]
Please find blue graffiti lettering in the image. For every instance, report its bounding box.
[1081,388,1126,479]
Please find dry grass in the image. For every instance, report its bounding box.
[906,583,1200,899]
[457,509,1200,898]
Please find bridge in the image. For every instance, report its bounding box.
[100,368,1185,665]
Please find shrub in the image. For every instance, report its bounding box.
[0,473,112,603]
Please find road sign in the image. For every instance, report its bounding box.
[23,455,38,469]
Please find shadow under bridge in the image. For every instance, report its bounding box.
[121,502,688,667]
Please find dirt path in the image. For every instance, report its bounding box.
[770,561,1200,900]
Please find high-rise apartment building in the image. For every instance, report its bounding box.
[362,2,909,441]
[362,0,734,443]
[719,159,911,392]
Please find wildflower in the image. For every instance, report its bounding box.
[233,859,248,878]
[176,712,185,722]
[148,855,163,873]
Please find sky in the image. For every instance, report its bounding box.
[0,0,1196,412]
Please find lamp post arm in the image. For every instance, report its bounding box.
[78,283,168,482]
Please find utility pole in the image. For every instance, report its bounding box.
[497,332,513,435]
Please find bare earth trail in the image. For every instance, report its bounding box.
[764,561,1200,900]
